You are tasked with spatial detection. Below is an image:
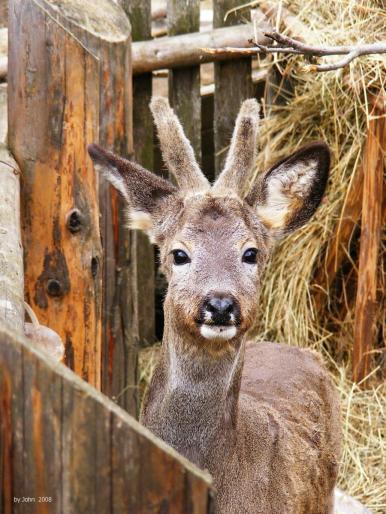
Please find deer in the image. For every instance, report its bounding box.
[88,96,342,514]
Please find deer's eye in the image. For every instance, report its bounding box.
[172,249,191,266]
[242,248,258,264]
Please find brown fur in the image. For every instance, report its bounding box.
[213,99,260,196]
[88,97,341,514]
[150,97,210,193]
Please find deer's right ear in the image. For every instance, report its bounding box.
[88,144,177,231]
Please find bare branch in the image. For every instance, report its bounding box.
[203,29,386,72]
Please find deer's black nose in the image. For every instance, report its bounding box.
[203,295,238,325]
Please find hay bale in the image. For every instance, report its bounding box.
[252,0,385,368]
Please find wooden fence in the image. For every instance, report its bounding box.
[0,325,212,513]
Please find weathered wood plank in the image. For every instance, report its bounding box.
[62,374,111,513]
[122,0,156,364]
[21,345,62,513]
[0,325,213,513]
[131,22,270,74]
[8,0,103,388]
[352,100,385,384]
[43,0,134,411]
[167,0,201,163]
[213,1,253,175]
[312,157,364,312]
[0,340,18,514]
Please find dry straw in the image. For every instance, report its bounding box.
[253,0,385,354]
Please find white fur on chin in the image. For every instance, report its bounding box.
[200,325,237,340]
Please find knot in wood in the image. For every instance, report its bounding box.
[46,279,63,297]
[66,209,83,234]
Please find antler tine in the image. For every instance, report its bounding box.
[150,97,210,193]
[213,99,260,196]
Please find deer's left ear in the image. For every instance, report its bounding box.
[88,144,177,232]
[246,142,330,236]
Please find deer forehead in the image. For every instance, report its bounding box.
[161,194,268,255]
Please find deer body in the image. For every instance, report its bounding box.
[89,96,341,514]
[141,300,340,514]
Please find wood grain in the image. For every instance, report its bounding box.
[352,101,385,384]
[0,325,213,513]
[122,0,156,367]
[312,161,364,312]
[8,0,103,388]
[213,0,253,175]
[167,0,201,163]
[40,0,134,410]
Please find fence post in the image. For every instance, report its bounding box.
[34,0,135,410]
[213,0,252,175]
[121,0,156,368]
[8,0,105,389]
[167,0,201,163]
[352,98,385,384]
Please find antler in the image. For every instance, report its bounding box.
[213,99,260,196]
[150,97,210,194]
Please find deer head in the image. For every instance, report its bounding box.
[88,97,329,350]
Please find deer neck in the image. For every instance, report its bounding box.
[143,310,245,468]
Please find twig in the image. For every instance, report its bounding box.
[203,29,386,72]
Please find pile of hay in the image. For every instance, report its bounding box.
[333,362,385,512]
[253,0,385,361]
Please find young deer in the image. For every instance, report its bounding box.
[88,97,341,514]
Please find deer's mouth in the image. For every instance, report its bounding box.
[199,324,238,340]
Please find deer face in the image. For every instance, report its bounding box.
[158,193,269,342]
[89,98,329,346]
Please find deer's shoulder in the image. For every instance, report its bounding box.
[241,341,339,429]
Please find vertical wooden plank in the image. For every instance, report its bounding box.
[352,101,385,384]
[0,328,213,514]
[167,0,201,163]
[8,0,103,388]
[213,1,252,175]
[122,0,156,363]
[184,472,214,514]
[21,347,62,514]
[61,381,111,514]
[25,0,136,413]
[0,338,21,514]
[312,157,364,312]
[201,92,215,183]
[44,4,134,406]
